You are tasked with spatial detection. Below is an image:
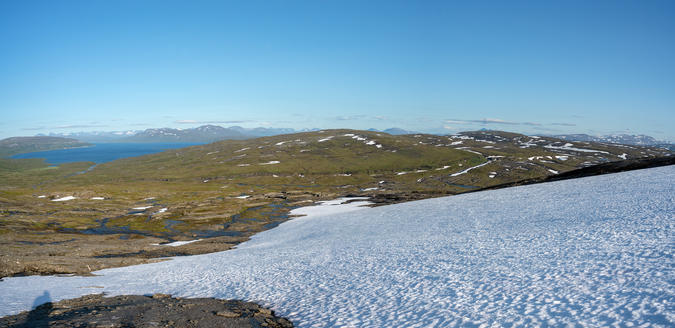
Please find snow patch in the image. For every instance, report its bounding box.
[450,160,492,177]
[0,167,673,326]
[153,239,201,247]
[289,197,372,219]
[545,144,609,154]
[52,196,76,202]
[455,147,483,155]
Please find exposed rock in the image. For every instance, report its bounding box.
[216,310,240,318]
[0,294,293,328]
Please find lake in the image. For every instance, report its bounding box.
[11,143,203,165]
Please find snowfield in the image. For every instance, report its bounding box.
[50,196,76,202]
[1,166,674,327]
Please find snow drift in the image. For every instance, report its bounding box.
[1,166,673,327]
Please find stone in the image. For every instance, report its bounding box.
[216,310,240,318]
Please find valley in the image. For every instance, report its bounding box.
[0,129,672,277]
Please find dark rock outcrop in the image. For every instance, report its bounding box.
[0,294,293,328]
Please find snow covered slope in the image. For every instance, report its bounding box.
[1,166,673,327]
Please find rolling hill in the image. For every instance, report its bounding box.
[0,129,671,277]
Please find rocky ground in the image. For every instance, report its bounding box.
[0,233,250,278]
[0,294,293,328]
[1,131,672,327]
[2,130,671,279]
[2,156,673,279]
[0,152,672,327]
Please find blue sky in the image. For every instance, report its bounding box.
[1,0,674,140]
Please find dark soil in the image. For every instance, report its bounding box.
[0,293,293,328]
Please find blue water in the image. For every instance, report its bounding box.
[11,143,203,164]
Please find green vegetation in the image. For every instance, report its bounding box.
[1,129,671,240]
[0,129,672,276]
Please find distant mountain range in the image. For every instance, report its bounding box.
[39,126,419,143]
[370,127,419,135]
[39,130,138,143]
[552,134,673,150]
[124,125,248,143]
[41,125,299,143]
[33,127,672,150]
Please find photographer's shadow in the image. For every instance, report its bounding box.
[18,291,53,328]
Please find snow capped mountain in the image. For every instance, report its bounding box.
[111,131,136,136]
[44,130,139,142]
[123,125,248,143]
[554,133,668,146]
[43,126,301,143]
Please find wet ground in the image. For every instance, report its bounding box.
[2,157,672,279]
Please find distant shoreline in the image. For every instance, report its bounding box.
[9,142,204,165]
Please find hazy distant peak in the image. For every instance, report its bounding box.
[383,127,417,135]
[553,133,666,146]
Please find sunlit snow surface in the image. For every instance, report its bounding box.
[2,166,674,327]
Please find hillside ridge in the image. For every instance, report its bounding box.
[0,129,671,277]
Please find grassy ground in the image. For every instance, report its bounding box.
[0,129,671,276]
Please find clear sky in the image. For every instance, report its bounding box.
[1,0,674,140]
